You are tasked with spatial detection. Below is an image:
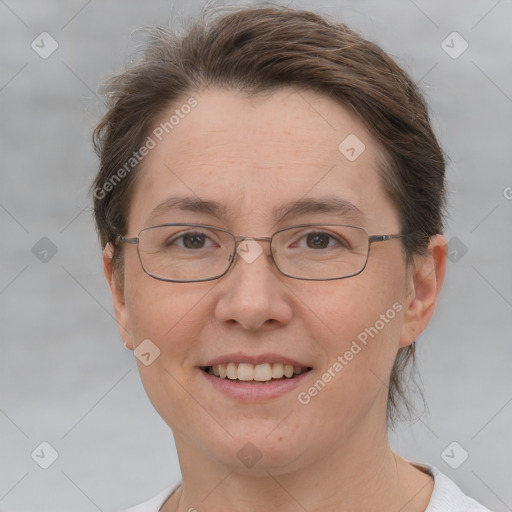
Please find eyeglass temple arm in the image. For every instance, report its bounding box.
[368,233,408,244]
[119,236,138,245]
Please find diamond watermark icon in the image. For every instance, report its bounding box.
[237,238,263,264]
[31,32,59,59]
[237,442,262,468]
[338,134,366,162]
[134,338,161,366]
[31,441,59,469]
[447,236,468,263]
[441,32,468,59]
[441,441,469,469]
[32,237,58,263]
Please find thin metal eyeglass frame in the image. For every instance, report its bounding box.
[119,223,410,283]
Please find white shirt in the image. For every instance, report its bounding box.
[121,464,493,512]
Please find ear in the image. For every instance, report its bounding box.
[103,243,135,350]
[399,234,448,348]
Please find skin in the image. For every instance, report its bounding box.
[103,87,447,512]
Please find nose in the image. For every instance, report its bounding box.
[213,238,293,331]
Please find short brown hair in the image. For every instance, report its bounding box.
[92,5,446,425]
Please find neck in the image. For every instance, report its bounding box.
[164,416,432,512]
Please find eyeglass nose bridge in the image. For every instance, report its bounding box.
[227,234,280,273]
[234,235,273,244]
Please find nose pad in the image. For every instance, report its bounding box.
[221,238,281,284]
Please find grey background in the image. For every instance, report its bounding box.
[1,0,511,510]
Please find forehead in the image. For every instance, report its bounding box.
[128,87,399,232]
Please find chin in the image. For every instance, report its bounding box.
[203,421,319,474]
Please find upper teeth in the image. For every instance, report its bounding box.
[209,362,305,381]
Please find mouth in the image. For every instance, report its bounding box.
[201,362,313,384]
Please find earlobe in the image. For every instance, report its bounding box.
[399,235,448,348]
[103,243,135,350]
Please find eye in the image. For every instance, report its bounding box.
[293,230,349,250]
[305,232,331,249]
[168,231,217,249]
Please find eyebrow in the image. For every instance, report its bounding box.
[146,195,228,224]
[145,194,365,225]
[275,196,365,224]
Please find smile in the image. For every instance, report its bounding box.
[202,362,312,383]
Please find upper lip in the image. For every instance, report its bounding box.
[202,352,311,368]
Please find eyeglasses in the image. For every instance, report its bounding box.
[120,223,408,282]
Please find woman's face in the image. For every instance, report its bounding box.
[107,87,438,473]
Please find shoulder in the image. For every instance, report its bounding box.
[419,464,494,512]
[117,484,178,512]
[115,467,495,512]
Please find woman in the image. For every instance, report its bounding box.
[92,6,492,512]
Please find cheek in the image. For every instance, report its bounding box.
[122,248,195,335]
[122,254,216,415]
[125,276,207,353]
[297,276,404,409]
[301,267,404,348]
[297,318,402,433]
[123,273,213,432]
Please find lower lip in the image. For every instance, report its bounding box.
[200,369,312,401]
